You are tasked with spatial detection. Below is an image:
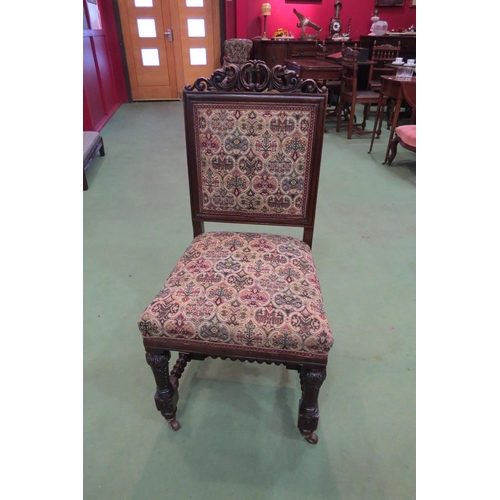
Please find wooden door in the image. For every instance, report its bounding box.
[117,0,220,101]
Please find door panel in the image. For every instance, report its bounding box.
[118,0,220,101]
[177,0,219,86]
[118,0,178,100]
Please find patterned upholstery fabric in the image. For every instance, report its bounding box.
[139,231,333,359]
[192,102,320,219]
[223,38,252,66]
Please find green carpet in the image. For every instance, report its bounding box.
[84,101,416,499]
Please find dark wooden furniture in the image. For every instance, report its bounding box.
[368,75,416,163]
[386,83,416,165]
[253,38,357,68]
[367,40,401,93]
[83,131,105,191]
[284,57,342,82]
[359,34,416,62]
[138,61,334,444]
[314,42,343,111]
[375,0,404,6]
[284,57,343,126]
[336,48,384,139]
[326,45,374,91]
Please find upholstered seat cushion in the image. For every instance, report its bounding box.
[83,131,102,165]
[395,125,416,148]
[139,232,333,359]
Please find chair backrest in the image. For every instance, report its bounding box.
[340,47,359,95]
[371,40,401,63]
[368,41,401,89]
[182,61,328,248]
[223,38,253,66]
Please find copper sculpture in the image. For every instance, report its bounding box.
[293,8,322,40]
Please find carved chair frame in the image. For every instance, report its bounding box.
[142,61,331,444]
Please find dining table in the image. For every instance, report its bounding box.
[368,75,416,164]
[283,58,343,82]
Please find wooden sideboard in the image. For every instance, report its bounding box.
[252,39,358,68]
[358,35,416,61]
[252,36,415,68]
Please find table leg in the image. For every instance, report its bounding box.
[369,93,385,153]
[383,98,403,164]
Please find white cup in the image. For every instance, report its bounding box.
[407,59,415,65]
[395,57,403,63]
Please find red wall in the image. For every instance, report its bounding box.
[83,0,128,132]
[228,0,416,42]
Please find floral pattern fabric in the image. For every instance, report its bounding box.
[192,103,318,220]
[223,38,253,65]
[139,232,333,359]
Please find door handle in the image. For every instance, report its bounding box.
[164,29,173,42]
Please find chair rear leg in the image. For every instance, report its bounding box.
[361,104,370,130]
[298,366,327,444]
[347,99,357,139]
[83,172,88,191]
[336,99,344,132]
[146,351,180,430]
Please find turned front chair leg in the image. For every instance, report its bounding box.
[298,366,327,444]
[146,351,180,430]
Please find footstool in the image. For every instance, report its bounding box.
[83,131,105,190]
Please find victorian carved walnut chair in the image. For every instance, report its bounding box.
[138,61,333,444]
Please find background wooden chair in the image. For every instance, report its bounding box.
[366,40,400,122]
[386,82,416,165]
[138,61,334,444]
[367,40,401,94]
[336,47,384,139]
[315,41,343,111]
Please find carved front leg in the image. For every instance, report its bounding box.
[385,136,400,165]
[145,351,180,430]
[298,366,327,444]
